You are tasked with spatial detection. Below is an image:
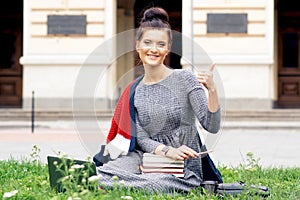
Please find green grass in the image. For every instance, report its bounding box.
[0,149,299,199]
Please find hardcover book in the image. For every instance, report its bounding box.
[141,153,184,178]
[142,153,184,164]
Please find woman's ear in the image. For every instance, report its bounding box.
[136,41,140,52]
[168,43,172,52]
[165,46,171,55]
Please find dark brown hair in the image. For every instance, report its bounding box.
[136,7,172,44]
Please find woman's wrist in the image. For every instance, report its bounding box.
[154,144,170,156]
[208,86,219,112]
[154,144,165,155]
[208,86,217,94]
[161,145,170,155]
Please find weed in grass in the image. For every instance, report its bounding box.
[49,153,100,198]
[1,146,300,199]
[29,144,41,165]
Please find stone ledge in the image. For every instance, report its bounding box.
[0,109,299,121]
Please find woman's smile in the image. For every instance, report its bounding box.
[147,53,160,59]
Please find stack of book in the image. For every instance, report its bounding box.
[140,153,184,178]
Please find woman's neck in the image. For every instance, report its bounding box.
[142,64,170,84]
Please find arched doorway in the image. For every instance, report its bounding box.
[0,0,23,107]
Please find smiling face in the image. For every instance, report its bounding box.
[136,29,170,67]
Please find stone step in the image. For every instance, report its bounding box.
[0,109,299,121]
[224,109,300,121]
[0,109,113,121]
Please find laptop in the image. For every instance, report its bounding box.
[47,155,97,192]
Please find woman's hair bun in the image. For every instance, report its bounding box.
[142,7,169,23]
[136,7,172,41]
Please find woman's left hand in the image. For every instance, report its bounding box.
[195,63,216,91]
[165,145,199,160]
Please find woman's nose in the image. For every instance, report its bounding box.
[150,44,159,51]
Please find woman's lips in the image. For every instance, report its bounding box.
[147,54,159,59]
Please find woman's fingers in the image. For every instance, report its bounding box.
[209,63,215,72]
[195,66,215,91]
[166,146,201,160]
[178,145,198,158]
[176,155,185,161]
[196,73,210,85]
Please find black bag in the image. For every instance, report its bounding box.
[93,144,112,167]
[201,180,270,197]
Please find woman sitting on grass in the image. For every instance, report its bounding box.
[94,6,222,193]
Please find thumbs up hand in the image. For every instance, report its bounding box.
[195,63,216,92]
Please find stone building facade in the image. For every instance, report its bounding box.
[1,0,299,110]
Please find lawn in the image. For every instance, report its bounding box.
[0,147,299,200]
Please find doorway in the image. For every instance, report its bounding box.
[277,0,300,108]
[0,0,23,107]
[134,0,182,76]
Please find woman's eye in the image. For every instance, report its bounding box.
[158,43,166,47]
[143,40,151,45]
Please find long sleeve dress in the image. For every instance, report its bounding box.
[96,69,221,193]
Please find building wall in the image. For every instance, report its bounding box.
[20,0,116,110]
[182,0,275,110]
[20,0,275,111]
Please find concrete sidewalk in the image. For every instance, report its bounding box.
[0,120,299,168]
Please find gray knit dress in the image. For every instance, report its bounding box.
[96,69,221,193]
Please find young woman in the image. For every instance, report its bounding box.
[94,7,222,193]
